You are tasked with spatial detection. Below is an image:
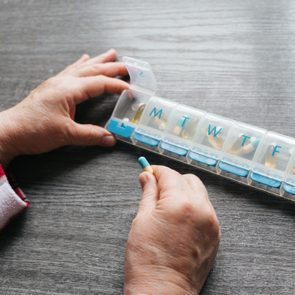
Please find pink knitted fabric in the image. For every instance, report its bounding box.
[0,165,29,230]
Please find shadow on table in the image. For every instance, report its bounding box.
[0,93,120,251]
[7,93,119,181]
[115,141,295,218]
[0,211,28,254]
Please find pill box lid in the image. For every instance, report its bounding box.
[122,56,157,94]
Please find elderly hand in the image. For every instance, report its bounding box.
[0,49,128,165]
[124,166,220,295]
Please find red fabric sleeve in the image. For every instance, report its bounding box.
[0,165,29,230]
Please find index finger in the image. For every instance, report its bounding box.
[75,75,129,104]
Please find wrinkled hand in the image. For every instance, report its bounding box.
[0,49,129,165]
[124,166,220,295]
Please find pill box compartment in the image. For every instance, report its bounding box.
[132,96,176,152]
[106,56,157,144]
[106,89,152,143]
[159,105,205,162]
[106,56,295,202]
[188,113,233,173]
[218,122,267,184]
[249,132,295,195]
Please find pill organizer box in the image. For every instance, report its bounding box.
[106,56,295,201]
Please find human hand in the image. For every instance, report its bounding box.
[0,49,129,165]
[124,166,220,295]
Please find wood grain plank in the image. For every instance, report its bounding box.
[0,0,294,294]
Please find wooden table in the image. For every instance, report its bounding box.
[0,1,294,294]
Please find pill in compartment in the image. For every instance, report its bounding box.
[188,113,233,173]
[159,106,205,162]
[107,89,150,142]
[218,123,267,183]
[249,132,295,195]
[132,96,175,152]
[107,56,156,143]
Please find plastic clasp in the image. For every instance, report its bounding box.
[122,56,157,94]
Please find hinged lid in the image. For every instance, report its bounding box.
[122,56,157,94]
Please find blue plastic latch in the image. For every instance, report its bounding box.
[219,161,249,177]
[133,131,160,147]
[107,118,135,139]
[283,183,295,195]
[250,172,281,188]
[160,141,188,156]
[189,151,218,167]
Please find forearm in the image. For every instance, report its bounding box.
[0,109,29,230]
[0,108,19,167]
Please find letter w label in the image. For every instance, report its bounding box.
[207,124,223,137]
[149,107,163,119]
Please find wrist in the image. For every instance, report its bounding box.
[124,265,198,295]
[0,108,20,166]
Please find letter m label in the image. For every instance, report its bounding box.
[149,107,163,119]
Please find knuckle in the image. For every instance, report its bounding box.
[176,199,196,218]
[183,173,204,188]
[176,198,220,241]
[82,53,90,60]
[63,121,76,142]
[203,209,221,239]
[46,76,60,86]
[197,188,209,201]
[184,173,198,180]
[45,76,65,92]
[66,121,79,142]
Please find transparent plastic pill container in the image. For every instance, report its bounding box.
[106,56,295,201]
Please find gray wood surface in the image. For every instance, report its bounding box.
[0,0,294,294]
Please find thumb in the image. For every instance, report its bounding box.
[70,122,117,146]
[138,171,158,214]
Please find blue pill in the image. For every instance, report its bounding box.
[138,156,153,173]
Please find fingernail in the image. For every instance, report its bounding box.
[102,135,116,146]
[139,172,150,189]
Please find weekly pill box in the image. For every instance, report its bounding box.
[106,56,295,201]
